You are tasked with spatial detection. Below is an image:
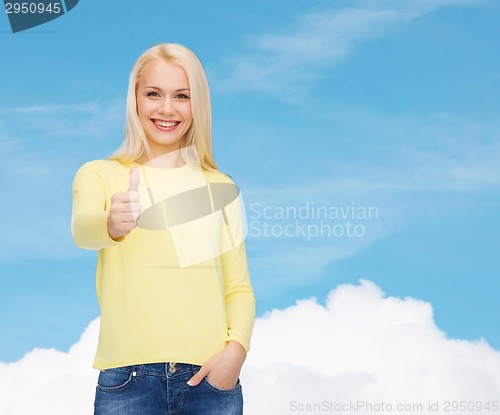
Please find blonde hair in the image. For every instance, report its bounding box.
[109,43,218,171]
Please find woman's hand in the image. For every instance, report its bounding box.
[187,341,247,390]
[107,167,142,240]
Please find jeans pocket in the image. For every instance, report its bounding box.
[97,367,134,392]
[203,376,241,394]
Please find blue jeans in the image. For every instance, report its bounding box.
[94,362,243,415]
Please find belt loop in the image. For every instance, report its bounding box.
[135,364,145,379]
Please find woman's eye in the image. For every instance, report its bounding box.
[147,91,161,97]
[176,94,190,99]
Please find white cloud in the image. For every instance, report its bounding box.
[244,280,500,414]
[217,0,484,97]
[245,280,500,415]
[2,280,499,415]
[0,318,99,415]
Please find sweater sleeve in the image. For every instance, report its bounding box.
[221,239,256,352]
[218,180,256,352]
[71,162,123,250]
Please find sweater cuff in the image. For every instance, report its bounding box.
[225,328,251,353]
[72,209,124,250]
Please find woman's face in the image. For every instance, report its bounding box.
[136,59,193,158]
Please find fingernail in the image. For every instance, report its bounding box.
[187,380,193,386]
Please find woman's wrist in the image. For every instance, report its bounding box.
[226,340,247,364]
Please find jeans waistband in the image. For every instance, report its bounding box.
[114,362,201,379]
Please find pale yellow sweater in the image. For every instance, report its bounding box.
[71,159,255,370]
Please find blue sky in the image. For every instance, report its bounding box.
[0,0,499,363]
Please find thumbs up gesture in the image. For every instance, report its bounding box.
[107,167,142,240]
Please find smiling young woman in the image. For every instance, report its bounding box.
[71,43,255,415]
[135,59,193,162]
[110,43,216,171]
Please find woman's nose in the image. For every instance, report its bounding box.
[160,98,175,115]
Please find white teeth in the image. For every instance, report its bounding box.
[155,120,178,127]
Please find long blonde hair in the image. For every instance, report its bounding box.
[108,43,218,171]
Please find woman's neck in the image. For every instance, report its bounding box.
[136,149,186,169]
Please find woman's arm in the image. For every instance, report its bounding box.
[188,180,256,389]
[71,162,123,250]
[220,239,256,352]
[187,239,256,389]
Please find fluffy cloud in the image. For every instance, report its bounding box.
[244,280,500,414]
[0,318,98,415]
[1,280,499,414]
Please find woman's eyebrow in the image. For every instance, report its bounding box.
[143,86,190,94]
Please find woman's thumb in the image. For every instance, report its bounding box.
[128,167,140,192]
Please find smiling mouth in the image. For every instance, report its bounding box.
[153,120,181,128]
